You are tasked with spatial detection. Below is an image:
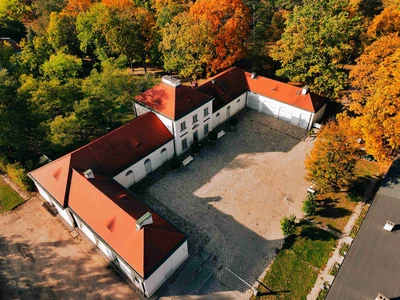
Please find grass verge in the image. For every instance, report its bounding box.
[349,205,369,239]
[255,224,337,299]
[0,177,25,212]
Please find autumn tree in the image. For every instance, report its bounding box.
[160,12,213,79]
[305,120,360,192]
[41,53,82,81]
[47,12,80,54]
[347,34,400,161]
[189,0,251,73]
[63,0,92,16]
[367,4,400,39]
[271,0,364,97]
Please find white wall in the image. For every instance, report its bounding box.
[143,241,189,297]
[312,103,327,124]
[212,93,246,129]
[247,92,314,130]
[114,140,175,188]
[34,182,75,227]
[174,101,213,156]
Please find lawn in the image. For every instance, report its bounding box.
[255,224,337,299]
[313,159,381,233]
[0,177,25,212]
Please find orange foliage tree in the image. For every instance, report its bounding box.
[64,0,93,16]
[189,0,251,73]
[367,4,400,39]
[102,0,135,9]
[347,33,400,161]
[305,120,360,192]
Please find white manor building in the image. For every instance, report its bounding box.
[29,67,327,298]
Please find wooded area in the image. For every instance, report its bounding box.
[0,0,399,190]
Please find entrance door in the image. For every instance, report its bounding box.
[161,148,168,163]
[227,106,231,118]
[144,158,152,175]
[193,131,198,143]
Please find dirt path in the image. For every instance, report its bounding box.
[0,196,139,300]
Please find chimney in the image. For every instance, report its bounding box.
[375,293,389,300]
[301,85,309,95]
[136,212,153,230]
[162,75,181,87]
[211,79,216,85]
[83,169,94,179]
[383,221,395,231]
[250,72,257,79]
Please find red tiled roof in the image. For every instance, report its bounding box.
[244,72,328,113]
[30,112,173,204]
[196,67,249,112]
[135,83,213,120]
[68,170,186,278]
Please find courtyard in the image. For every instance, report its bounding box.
[130,109,314,299]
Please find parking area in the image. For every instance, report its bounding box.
[0,196,139,300]
[131,109,314,298]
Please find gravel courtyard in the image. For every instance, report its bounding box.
[131,109,314,298]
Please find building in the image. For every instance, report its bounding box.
[326,159,400,300]
[29,112,188,297]
[30,67,328,297]
[135,67,328,155]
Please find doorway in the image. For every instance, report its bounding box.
[227,106,231,118]
[193,131,198,143]
[144,158,152,175]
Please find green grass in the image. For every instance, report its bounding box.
[349,205,369,239]
[0,177,25,212]
[256,224,337,299]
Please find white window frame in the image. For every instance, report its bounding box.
[193,114,198,124]
[204,123,209,135]
[180,121,186,132]
[204,107,209,117]
[182,138,188,150]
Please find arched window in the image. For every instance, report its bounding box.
[216,113,220,117]
[125,170,133,177]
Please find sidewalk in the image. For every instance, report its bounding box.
[0,174,33,201]
[306,201,366,300]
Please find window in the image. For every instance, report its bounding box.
[237,99,240,103]
[204,107,209,117]
[192,114,198,124]
[204,124,209,135]
[125,170,133,177]
[182,138,188,150]
[180,121,186,132]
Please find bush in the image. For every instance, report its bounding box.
[170,157,181,170]
[302,193,317,216]
[229,117,238,127]
[280,215,296,237]
[208,131,217,142]
[0,155,8,173]
[339,243,350,256]
[191,142,201,154]
[6,163,35,191]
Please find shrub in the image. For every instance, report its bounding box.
[0,155,8,173]
[191,142,201,154]
[208,131,217,142]
[6,163,35,191]
[302,193,318,216]
[229,117,238,127]
[339,243,350,256]
[280,215,296,237]
[170,157,181,170]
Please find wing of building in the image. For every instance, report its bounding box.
[30,67,328,298]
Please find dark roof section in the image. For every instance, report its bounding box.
[196,67,249,112]
[68,170,186,278]
[135,83,213,120]
[327,159,400,300]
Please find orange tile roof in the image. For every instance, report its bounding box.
[68,170,186,278]
[135,83,213,120]
[30,112,185,278]
[244,71,328,113]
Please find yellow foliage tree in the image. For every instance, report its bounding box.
[367,4,400,38]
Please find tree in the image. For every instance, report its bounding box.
[63,0,92,16]
[305,120,360,192]
[160,12,213,79]
[41,53,82,81]
[0,40,14,69]
[271,0,364,97]
[367,4,400,39]
[302,193,317,216]
[280,215,296,237]
[190,0,251,73]
[347,34,400,161]
[47,12,80,54]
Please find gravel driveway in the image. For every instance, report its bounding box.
[0,196,140,300]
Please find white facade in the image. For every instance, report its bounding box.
[246,91,325,130]
[174,101,213,155]
[143,241,189,297]
[113,140,175,188]
[212,93,246,128]
[34,182,75,228]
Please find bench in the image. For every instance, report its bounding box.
[217,130,225,139]
[307,186,316,194]
[182,155,193,167]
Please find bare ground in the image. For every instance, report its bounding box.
[0,196,140,300]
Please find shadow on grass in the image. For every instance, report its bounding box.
[299,225,337,242]
[316,198,352,219]
[348,175,375,202]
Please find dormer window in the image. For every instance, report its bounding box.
[180,121,186,132]
[193,114,198,124]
